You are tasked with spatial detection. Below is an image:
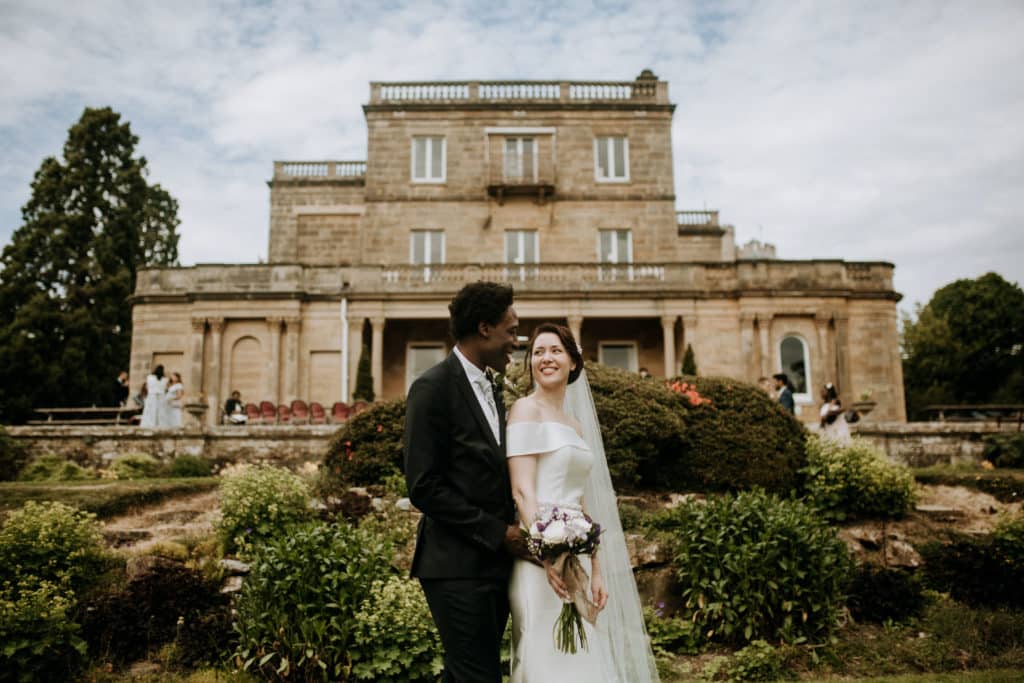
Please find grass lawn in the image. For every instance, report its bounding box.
[0,477,218,518]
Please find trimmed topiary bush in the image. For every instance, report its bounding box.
[17,453,97,482]
[655,489,852,645]
[217,464,312,555]
[110,453,164,479]
[320,399,405,493]
[801,435,916,521]
[232,521,392,681]
[168,454,213,478]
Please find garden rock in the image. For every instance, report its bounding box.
[221,575,245,594]
[218,558,250,575]
[885,538,922,568]
[395,497,413,511]
[626,533,669,567]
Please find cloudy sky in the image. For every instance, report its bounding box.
[2,0,1022,310]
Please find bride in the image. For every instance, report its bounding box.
[506,322,659,682]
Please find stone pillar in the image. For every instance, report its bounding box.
[188,317,206,400]
[207,318,225,426]
[266,317,283,406]
[566,315,583,351]
[347,318,364,402]
[370,317,385,401]
[740,313,757,380]
[815,312,836,390]
[758,314,772,377]
[834,315,851,400]
[283,317,302,403]
[660,314,677,378]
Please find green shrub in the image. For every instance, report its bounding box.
[920,520,1024,608]
[217,464,312,555]
[320,399,405,492]
[17,453,97,481]
[847,565,926,623]
[0,501,108,593]
[643,605,698,658]
[716,639,785,682]
[350,576,443,681]
[662,489,852,645]
[111,452,164,479]
[801,436,916,520]
[0,579,86,682]
[232,521,392,681]
[168,454,214,478]
[984,432,1024,468]
[353,344,375,402]
[0,427,30,482]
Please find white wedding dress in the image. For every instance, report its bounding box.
[507,421,612,682]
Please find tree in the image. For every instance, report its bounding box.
[0,107,180,423]
[353,344,375,402]
[902,272,1024,419]
[681,343,698,376]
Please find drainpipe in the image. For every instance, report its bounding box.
[341,297,349,402]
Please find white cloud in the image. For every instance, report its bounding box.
[1,0,1022,310]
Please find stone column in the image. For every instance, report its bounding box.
[834,315,851,400]
[207,318,225,426]
[815,312,836,389]
[266,317,283,406]
[567,315,583,350]
[740,313,758,380]
[283,317,302,403]
[660,314,677,378]
[758,314,772,377]
[370,317,385,401]
[347,318,364,402]
[188,317,206,400]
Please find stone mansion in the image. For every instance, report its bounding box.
[129,71,907,424]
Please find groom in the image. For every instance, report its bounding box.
[404,281,526,682]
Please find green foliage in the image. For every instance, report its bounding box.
[381,471,408,498]
[681,343,698,376]
[920,519,1024,608]
[801,436,916,520]
[350,577,443,681]
[168,454,214,478]
[111,452,164,479]
[901,272,1024,419]
[0,427,29,481]
[0,578,86,683]
[0,107,181,424]
[707,639,785,682]
[0,478,218,518]
[912,465,1024,503]
[232,521,392,681]
[353,343,375,402]
[664,373,807,493]
[17,453,97,481]
[643,605,698,658]
[847,565,926,623]
[217,464,312,555]
[983,432,1024,468]
[320,399,405,491]
[660,490,852,645]
[0,501,108,593]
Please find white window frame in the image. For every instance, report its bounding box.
[406,343,446,390]
[504,230,540,283]
[411,136,446,183]
[779,334,812,403]
[593,136,630,182]
[503,137,538,182]
[599,341,639,372]
[597,228,633,281]
[410,230,445,282]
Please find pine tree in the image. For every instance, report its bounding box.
[353,344,375,402]
[0,107,179,423]
[681,343,698,376]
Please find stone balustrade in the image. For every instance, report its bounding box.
[274,161,367,179]
[133,260,897,300]
[677,210,720,227]
[370,78,669,105]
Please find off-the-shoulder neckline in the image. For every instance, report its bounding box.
[507,420,576,430]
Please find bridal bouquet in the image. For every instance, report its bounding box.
[525,506,602,654]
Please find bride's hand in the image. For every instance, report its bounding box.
[543,560,570,601]
[591,572,608,611]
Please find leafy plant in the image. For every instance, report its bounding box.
[663,490,852,645]
[0,579,86,683]
[718,639,785,681]
[320,399,405,492]
[0,427,29,481]
[111,452,164,479]
[643,605,698,658]
[232,521,392,681]
[168,454,214,478]
[801,436,916,520]
[984,432,1024,468]
[217,464,312,555]
[350,577,443,681]
[17,454,97,482]
[920,521,1024,608]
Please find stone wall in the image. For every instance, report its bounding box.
[852,421,1020,467]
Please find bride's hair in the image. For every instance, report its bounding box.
[524,322,584,385]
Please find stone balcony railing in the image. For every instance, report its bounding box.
[273,161,367,180]
[677,210,719,227]
[133,261,897,301]
[368,78,669,106]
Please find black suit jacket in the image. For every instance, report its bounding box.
[404,352,515,580]
[778,386,795,414]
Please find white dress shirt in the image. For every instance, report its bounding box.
[453,345,501,445]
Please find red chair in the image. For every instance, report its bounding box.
[260,401,277,423]
[331,402,350,423]
[351,400,369,415]
[277,404,291,424]
[244,403,261,424]
[309,402,327,424]
[290,399,310,424]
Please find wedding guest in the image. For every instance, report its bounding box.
[773,373,795,414]
[140,365,167,427]
[819,382,850,443]
[224,390,247,424]
[638,367,651,379]
[113,370,130,406]
[162,372,184,428]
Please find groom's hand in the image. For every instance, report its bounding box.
[503,525,542,566]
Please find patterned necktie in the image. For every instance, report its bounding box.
[475,373,500,442]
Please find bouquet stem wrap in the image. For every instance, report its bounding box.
[551,552,599,653]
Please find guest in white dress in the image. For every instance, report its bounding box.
[819,382,850,444]
[162,372,184,428]
[507,323,659,683]
[139,365,168,428]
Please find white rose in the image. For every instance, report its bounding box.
[541,519,567,544]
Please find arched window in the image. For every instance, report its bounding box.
[779,335,810,398]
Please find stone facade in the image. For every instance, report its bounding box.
[129,72,907,424]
